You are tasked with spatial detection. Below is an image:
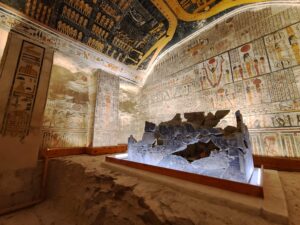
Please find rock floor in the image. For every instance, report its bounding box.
[0,155,299,225]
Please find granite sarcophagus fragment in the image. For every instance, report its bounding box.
[128,110,254,183]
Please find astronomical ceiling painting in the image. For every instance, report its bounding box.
[0,0,268,71]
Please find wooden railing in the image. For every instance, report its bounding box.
[253,155,300,172]
[41,144,127,159]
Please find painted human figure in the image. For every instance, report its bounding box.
[232,66,239,81]
[96,13,101,22]
[243,53,253,77]
[36,2,43,19]
[87,37,92,45]
[57,20,62,31]
[245,81,253,105]
[225,69,231,83]
[208,64,217,85]
[274,42,285,69]
[259,57,266,74]
[73,29,78,39]
[71,10,76,21]
[75,13,79,23]
[83,19,88,27]
[238,65,244,79]
[25,0,31,15]
[69,0,75,7]
[78,16,84,26]
[288,34,300,64]
[63,6,67,16]
[78,32,82,41]
[41,5,47,22]
[46,8,52,24]
[108,21,114,30]
[31,0,37,17]
[253,58,259,76]
[87,5,92,16]
[263,136,278,156]
[67,8,72,18]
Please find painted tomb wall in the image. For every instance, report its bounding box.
[141,6,300,157]
[118,80,143,144]
[40,48,140,148]
[41,52,98,149]
[41,51,140,148]
[0,27,122,211]
[0,15,123,212]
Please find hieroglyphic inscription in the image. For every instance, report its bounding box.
[265,69,300,102]
[41,130,87,149]
[1,41,45,140]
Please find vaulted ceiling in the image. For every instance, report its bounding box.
[0,0,268,72]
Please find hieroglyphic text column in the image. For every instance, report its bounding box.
[0,32,54,170]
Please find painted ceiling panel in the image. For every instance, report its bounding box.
[0,0,269,73]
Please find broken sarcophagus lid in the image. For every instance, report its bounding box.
[128,110,254,183]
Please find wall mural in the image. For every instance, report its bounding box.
[0,0,271,71]
[229,39,270,81]
[265,23,300,71]
[141,6,300,158]
[41,52,96,149]
[93,71,119,146]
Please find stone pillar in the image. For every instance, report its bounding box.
[0,32,54,171]
[93,70,119,146]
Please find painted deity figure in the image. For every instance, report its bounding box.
[204,56,224,88]
[288,34,300,64]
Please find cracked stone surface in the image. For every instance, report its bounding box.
[0,155,299,225]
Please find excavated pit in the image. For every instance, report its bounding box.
[0,155,299,225]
